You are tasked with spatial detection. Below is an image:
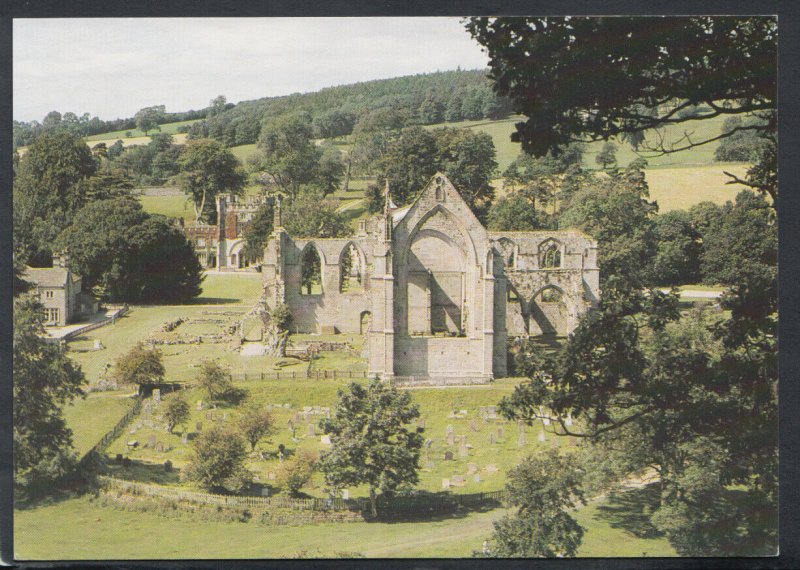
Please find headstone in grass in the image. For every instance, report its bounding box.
[543,417,551,426]
[129,428,136,435]
[444,451,454,461]
[196,421,202,432]
[261,487,270,497]
[459,442,468,457]
[115,454,123,464]
[426,461,436,470]
[498,427,505,439]
[321,435,331,445]
[307,423,316,436]
[148,435,157,448]
[442,478,450,489]
[223,412,227,422]
[469,420,478,432]
[268,472,276,480]
[152,389,161,403]
[451,475,465,487]
[418,418,425,429]
[425,439,433,448]
[164,460,173,472]
[206,411,212,420]
[284,403,291,409]
[488,433,496,445]
[155,441,164,452]
[446,432,455,446]
[446,424,454,435]
[474,474,481,484]
[467,463,478,475]
[538,430,546,443]
[485,464,498,473]
[565,415,573,427]
[181,432,188,445]
[518,430,526,448]
[196,400,203,410]
[459,410,468,416]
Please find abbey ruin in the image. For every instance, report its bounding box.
[260,174,599,383]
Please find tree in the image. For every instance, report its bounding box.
[162,395,190,434]
[651,210,702,286]
[350,108,410,174]
[178,138,246,222]
[112,342,164,392]
[252,112,322,197]
[13,131,97,265]
[466,16,777,204]
[196,360,233,402]
[434,128,498,220]
[134,105,165,136]
[319,378,424,518]
[487,451,585,557]
[502,145,584,216]
[207,95,227,118]
[277,450,318,497]
[487,193,554,232]
[313,109,356,139]
[714,116,770,163]
[559,162,658,289]
[594,142,618,170]
[14,297,85,497]
[185,425,252,493]
[315,146,345,196]
[701,191,776,287]
[283,188,351,239]
[236,405,274,451]
[55,198,203,303]
[369,126,439,208]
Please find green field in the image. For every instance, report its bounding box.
[646,163,749,212]
[230,143,258,163]
[14,489,675,559]
[85,119,200,141]
[138,193,193,219]
[62,391,137,457]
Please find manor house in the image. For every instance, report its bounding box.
[262,173,599,383]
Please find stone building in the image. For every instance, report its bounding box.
[183,194,268,270]
[262,173,599,383]
[23,252,98,326]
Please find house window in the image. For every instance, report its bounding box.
[44,307,60,323]
[45,290,54,299]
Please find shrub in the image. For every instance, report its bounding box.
[277,450,318,496]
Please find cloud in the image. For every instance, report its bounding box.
[13,17,488,122]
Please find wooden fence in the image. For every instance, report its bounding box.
[230,369,368,382]
[98,475,506,514]
[78,396,142,469]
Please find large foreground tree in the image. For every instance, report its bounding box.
[466,16,777,203]
[14,297,85,497]
[319,378,424,518]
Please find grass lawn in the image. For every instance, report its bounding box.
[85,119,200,141]
[646,163,749,212]
[230,143,258,163]
[138,193,194,219]
[62,391,137,457]
[14,490,675,559]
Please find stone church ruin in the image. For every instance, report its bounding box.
[262,173,600,383]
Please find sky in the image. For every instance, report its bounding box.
[13,17,490,123]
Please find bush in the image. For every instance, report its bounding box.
[277,450,318,496]
[185,425,252,493]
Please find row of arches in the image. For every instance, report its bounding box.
[299,242,365,295]
[507,284,569,336]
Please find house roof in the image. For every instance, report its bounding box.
[23,267,72,288]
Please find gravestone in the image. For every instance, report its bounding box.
[164,460,172,472]
[425,439,433,448]
[222,412,227,422]
[418,419,425,429]
[148,435,157,448]
[459,442,469,457]
[129,428,137,435]
[426,461,436,470]
[446,432,455,446]
[196,400,203,410]
[155,441,164,452]
[307,424,316,436]
[152,389,161,402]
[459,410,468,416]
[206,411,212,420]
[320,435,331,445]
[469,420,478,432]
[115,453,123,464]
[538,430,546,442]
[261,488,270,497]
[94,339,103,350]
[518,431,526,447]
[284,403,292,409]
[451,475,465,487]
[268,472,276,481]
[486,464,498,473]
[474,474,481,484]
[444,451,454,461]
[446,424,454,435]
[196,421,203,432]
[127,440,138,449]
[565,415,573,427]
[265,403,273,411]
[498,427,505,439]
[467,463,478,475]
[303,406,312,413]
[488,433,496,445]
[181,432,189,445]
[442,478,450,490]
[543,417,551,426]
[342,489,350,500]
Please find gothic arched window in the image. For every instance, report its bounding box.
[340,243,363,292]
[539,240,562,269]
[300,245,323,295]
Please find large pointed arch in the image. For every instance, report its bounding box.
[299,242,324,295]
[338,241,366,292]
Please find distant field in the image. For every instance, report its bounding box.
[85,119,200,141]
[138,193,193,220]
[61,391,136,457]
[230,143,258,163]
[646,163,749,212]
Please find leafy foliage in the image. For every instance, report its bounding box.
[178,138,246,222]
[196,360,234,403]
[236,405,274,451]
[595,142,617,170]
[162,395,191,434]
[55,198,203,302]
[242,200,274,264]
[487,193,555,231]
[651,210,702,285]
[277,450,318,497]
[13,297,85,497]
[134,105,166,136]
[487,451,585,558]
[112,342,165,389]
[319,378,424,517]
[185,425,252,493]
[283,188,351,239]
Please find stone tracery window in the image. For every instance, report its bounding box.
[300,245,323,295]
[539,240,562,269]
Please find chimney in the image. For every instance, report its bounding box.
[53,250,69,269]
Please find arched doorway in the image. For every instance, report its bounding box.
[360,311,372,335]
